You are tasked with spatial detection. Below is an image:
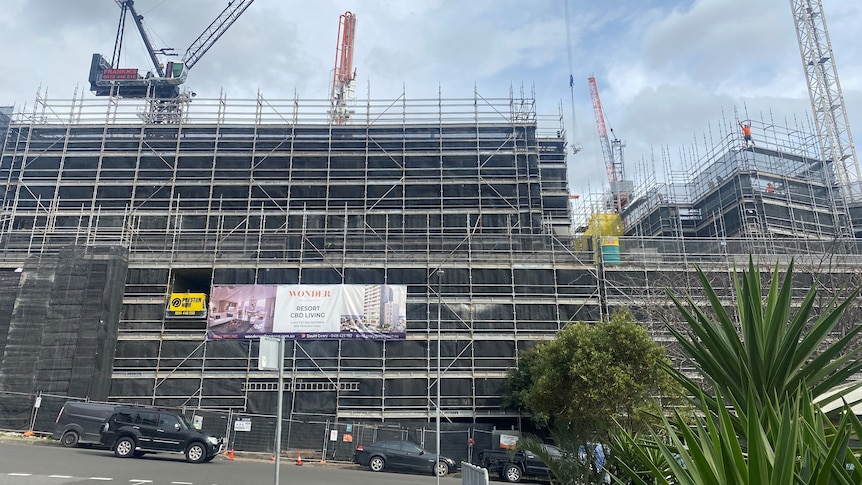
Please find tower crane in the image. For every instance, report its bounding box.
[329,11,357,124]
[790,0,860,204]
[588,76,629,210]
[89,0,256,99]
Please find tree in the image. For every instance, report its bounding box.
[614,258,862,484]
[504,310,680,484]
[504,310,681,435]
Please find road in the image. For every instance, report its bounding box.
[0,440,464,485]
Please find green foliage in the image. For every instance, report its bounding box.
[613,258,862,484]
[516,428,604,485]
[503,310,681,435]
[617,387,862,485]
[664,258,862,426]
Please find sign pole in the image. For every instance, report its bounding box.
[436,270,444,485]
[274,336,285,485]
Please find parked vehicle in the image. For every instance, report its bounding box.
[99,407,223,463]
[479,443,609,483]
[479,445,560,483]
[352,439,457,477]
[52,401,119,448]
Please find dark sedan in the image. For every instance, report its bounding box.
[353,439,458,477]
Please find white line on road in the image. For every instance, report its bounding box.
[8,474,32,476]
[49,476,73,479]
[171,482,194,485]
[129,481,153,484]
[89,478,114,481]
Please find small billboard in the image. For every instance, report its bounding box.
[207,284,407,340]
[166,292,207,318]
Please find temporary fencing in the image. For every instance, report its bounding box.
[0,390,496,465]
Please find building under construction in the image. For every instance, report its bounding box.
[614,115,855,241]
[2,90,862,459]
[0,90,590,426]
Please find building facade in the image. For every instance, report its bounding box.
[0,93,598,426]
[2,94,861,443]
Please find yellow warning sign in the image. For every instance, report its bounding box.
[167,292,207,318]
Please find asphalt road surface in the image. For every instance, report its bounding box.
[0,440,464,485]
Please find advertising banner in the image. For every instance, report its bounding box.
[207,284,407,340]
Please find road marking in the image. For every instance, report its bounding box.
[129,481,153,484]
[50,476,73,479]
[171,482,194,485]
[8,473,32,476]
[89,478,114,481]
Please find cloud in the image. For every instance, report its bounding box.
[0,0,859,211]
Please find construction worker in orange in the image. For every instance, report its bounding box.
[739,121,755,148]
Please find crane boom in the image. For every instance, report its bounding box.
[588,76,621,184]
[790,0,860,201]
[90,0,255,99]
[330,11,357,124]
[183,0,256,70]
[124,0,166,77]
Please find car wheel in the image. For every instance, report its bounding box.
[114,437,136,458]
[434,461,450,477]
[185,442,207,463]
[369,456,385,472]
[504,464,523,483]
[60,431,79,448]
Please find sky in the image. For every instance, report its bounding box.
[1,0,860,211]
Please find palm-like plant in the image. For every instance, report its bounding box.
[616,387,862,484]
[613,258,862,483]
[669,258,862,416]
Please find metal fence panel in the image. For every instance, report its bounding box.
[461,462,490,485]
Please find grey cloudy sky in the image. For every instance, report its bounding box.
[1,0,859,208]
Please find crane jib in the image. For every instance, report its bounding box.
[89,0,256,99]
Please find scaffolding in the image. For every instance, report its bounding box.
[0,90,599,424]
[2,92,862,431]
[575,108,851,243]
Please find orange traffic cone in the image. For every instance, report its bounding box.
[295,454,303,466]
[228,449,235,460]
[270,455,276,461]
[23,431,34,437]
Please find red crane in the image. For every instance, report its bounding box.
[588,76,629,210]
[588,76,623,184]
[330,11,357,124]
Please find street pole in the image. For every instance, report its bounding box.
[274,336,285,485]
[436,269,444,485]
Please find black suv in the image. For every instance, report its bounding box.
[99,407,223,463]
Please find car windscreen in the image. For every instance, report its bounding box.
[401,442,423,453]
[177,413,194,430]
[545,445,563,457]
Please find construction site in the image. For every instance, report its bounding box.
[0,0,860,464]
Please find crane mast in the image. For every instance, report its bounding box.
[588,76,630,211]
[329,11,357,124]
[588,76,621,184]
[790,0,860,202]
